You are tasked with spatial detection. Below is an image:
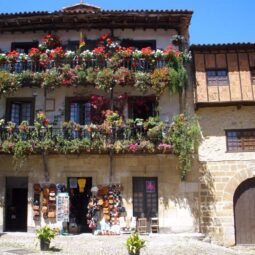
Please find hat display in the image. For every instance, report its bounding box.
[87,184,125,235]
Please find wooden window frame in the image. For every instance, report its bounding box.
[6,97,35,125]
[65,97,91,124]
[226,129,255,152]
[132,177,158,218]
[206,68,229,86]
[128,96,157,120]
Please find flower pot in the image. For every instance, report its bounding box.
[40,240,50,251]
[128,252,140,255]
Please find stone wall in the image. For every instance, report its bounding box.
[197,106,255,245]
[200,160,255,245]
[0,154,200,233]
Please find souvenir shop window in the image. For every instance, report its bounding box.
[6,98,35,125]
[128,96,157,120]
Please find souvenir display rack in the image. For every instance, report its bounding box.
[33,183,67,221]
[87,184,126,235]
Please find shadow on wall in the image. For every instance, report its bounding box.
[199,163,221,238]
[160,159,202,232]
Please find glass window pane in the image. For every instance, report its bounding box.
[11,103,20,124]
[70,103,80,123]
[21,103,31,124]
[83,102,91,125]
[207,69,228,85]
[227,130,255,152]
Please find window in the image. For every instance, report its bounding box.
[226,129,255,152]
[128,96,157,120]
[66,98,91,125]
[11,42,39,54]
[133,177,158,218]
[251,68,255,85]
[6,98,34,125]
[121,39,156,50]
[206,69,229,85]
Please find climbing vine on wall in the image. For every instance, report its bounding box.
[168,114,201,180]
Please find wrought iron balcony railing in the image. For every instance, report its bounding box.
[0,123,172,155]
[0,59,170,73]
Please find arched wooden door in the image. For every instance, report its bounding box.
[234,178,255,244]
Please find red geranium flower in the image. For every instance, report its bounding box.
[6,50,19,63]
[28,48,41,61]
[101,33,110,41]
[93,46,105,54]
[164,45,180,58]
[50,47,65,61]
[141,47,153,56]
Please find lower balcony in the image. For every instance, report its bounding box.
[0,120,172,157]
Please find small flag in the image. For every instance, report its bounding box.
[79,31,86,49]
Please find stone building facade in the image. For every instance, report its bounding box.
[192,44,255,245]
[0,2,255,247]
[0,3,200,236]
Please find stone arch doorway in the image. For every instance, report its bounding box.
[234,177,255,244]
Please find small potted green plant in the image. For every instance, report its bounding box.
[126,233,146,255]
[36,225,56,251]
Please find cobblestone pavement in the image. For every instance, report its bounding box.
[1,233,255,255]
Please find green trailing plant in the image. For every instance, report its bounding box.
[147,124,163,143]
[86,67,98,84]
[42,68,61,90]
[133,71,151,93]
[75,66,88,86]
[168,59,188,94]
[114,67,133,86]
[151,67,170,95]
[16,71,43,88]
[13,140,33,160]
[95,68,114,92]
[0,71,19,96]
[168,113,201,180]
[126,233,146,255]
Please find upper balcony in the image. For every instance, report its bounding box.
[191,43,255,108]
[0,33,190,97]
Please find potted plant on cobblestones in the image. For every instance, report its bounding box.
[36,225,56,251]
[126,233,146,255]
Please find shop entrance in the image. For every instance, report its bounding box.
[5,177,28,232]
[67,177,92,233]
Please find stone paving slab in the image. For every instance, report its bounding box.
[1,233,255,255]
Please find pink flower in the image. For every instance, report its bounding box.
[158,143,172,152]
[128,143,139,153]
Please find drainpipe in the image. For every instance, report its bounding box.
[42,87,49,182]
[109,85,114,184]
